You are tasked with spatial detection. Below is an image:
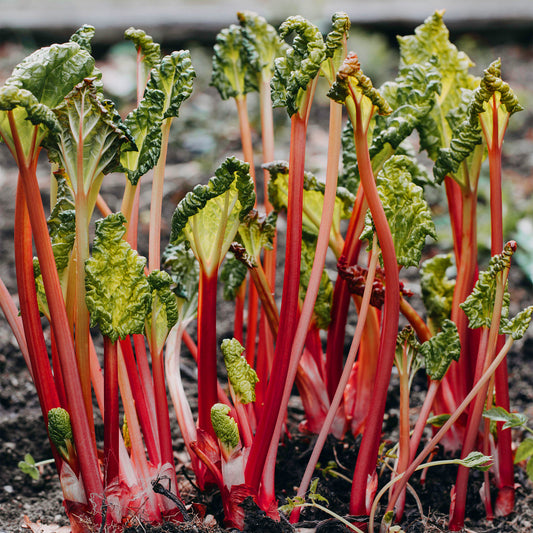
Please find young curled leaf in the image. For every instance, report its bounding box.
[369,59,441,175]
[271,16,326,116]
[237,209,277,260]
[500,305,533,340]
[48,407,74,462]
[457,451,493,472]
[162,241,199,323]
[146,270,179,354]
[211,25,258,100]
[70,25,95,53]
[170,157,255,276]
[328,52,392,117]
[460,242,516,330]
[121,84,165,185]
[85,213,151,343]
[395,327,423,389]
[472,58,523,149]
[420,319,460,381]
[221,338,258,404]
[361,155,437,268]
[211,403,239,452]
[150,50,196,120]
[398,11,477,161]
[124,27,161,70]
[220,252,248,301]
[320,12,350,84]
[420,254,455,332]
[237,11,285,81]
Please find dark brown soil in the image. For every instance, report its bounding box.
[1,30,533,533]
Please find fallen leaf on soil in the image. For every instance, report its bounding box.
[22,516,71,533]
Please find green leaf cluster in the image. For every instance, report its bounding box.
[0,39,95,161]
[146,270,179,354]
[47,407,74,461]
[237,11,286,82]
[420,254,455,332]
[211,403,239,451]
[221,337,259,404]
[266,160,353,252]
[50,78,132,196]
[85,213,151,343]
[398,11,477,161]
[211,25,258,100]
[460,243,515,330]
[420,319,460,381]
[162,241,199,323]
[271,16,327,116]
[361,155,436,268]
[121,49,195,185]
[170,157,255,276]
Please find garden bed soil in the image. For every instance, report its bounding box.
[1,30,533,533]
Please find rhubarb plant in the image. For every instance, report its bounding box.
[0,9,531,533]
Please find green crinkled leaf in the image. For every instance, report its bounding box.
[394,327,423,389]
[328,52,392,120]
[124,27,161,70]
[398,11,477,161]
[85,213,151,343]
[500,305,533,340]
[70,25,95,53]
[150,50,195,120]
[433,88,483,186]
[361,155,436,268]
[483,406,528,430]
[211,25,258,100]
[420,319,460,381]
[0,86,60,161]
[265,160,353,250]
[457,451,492,471]
[47,171,76,273]
[460,243,515,330]
[162,241,199,323]
[271,16,326,116]
[339,120,359,194]
[146,270,179,354]
[220,252,248,301]
[50,78,133,195]
[237,11,285,81]
[320,12,350,84]
[211,403,239,450]
[473,59,523,148]
[169,157,255,276]
[300,237,333,330]
[47,407,73,461]
[5,42,95,109]
[237,209,276,260]
[221,337,258,404]
[121,50,194,185]
[121,84,165,185]
[33,258,50,320]
[369,60,441,176]
[515,438,533,465]
[420,254,455,331]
